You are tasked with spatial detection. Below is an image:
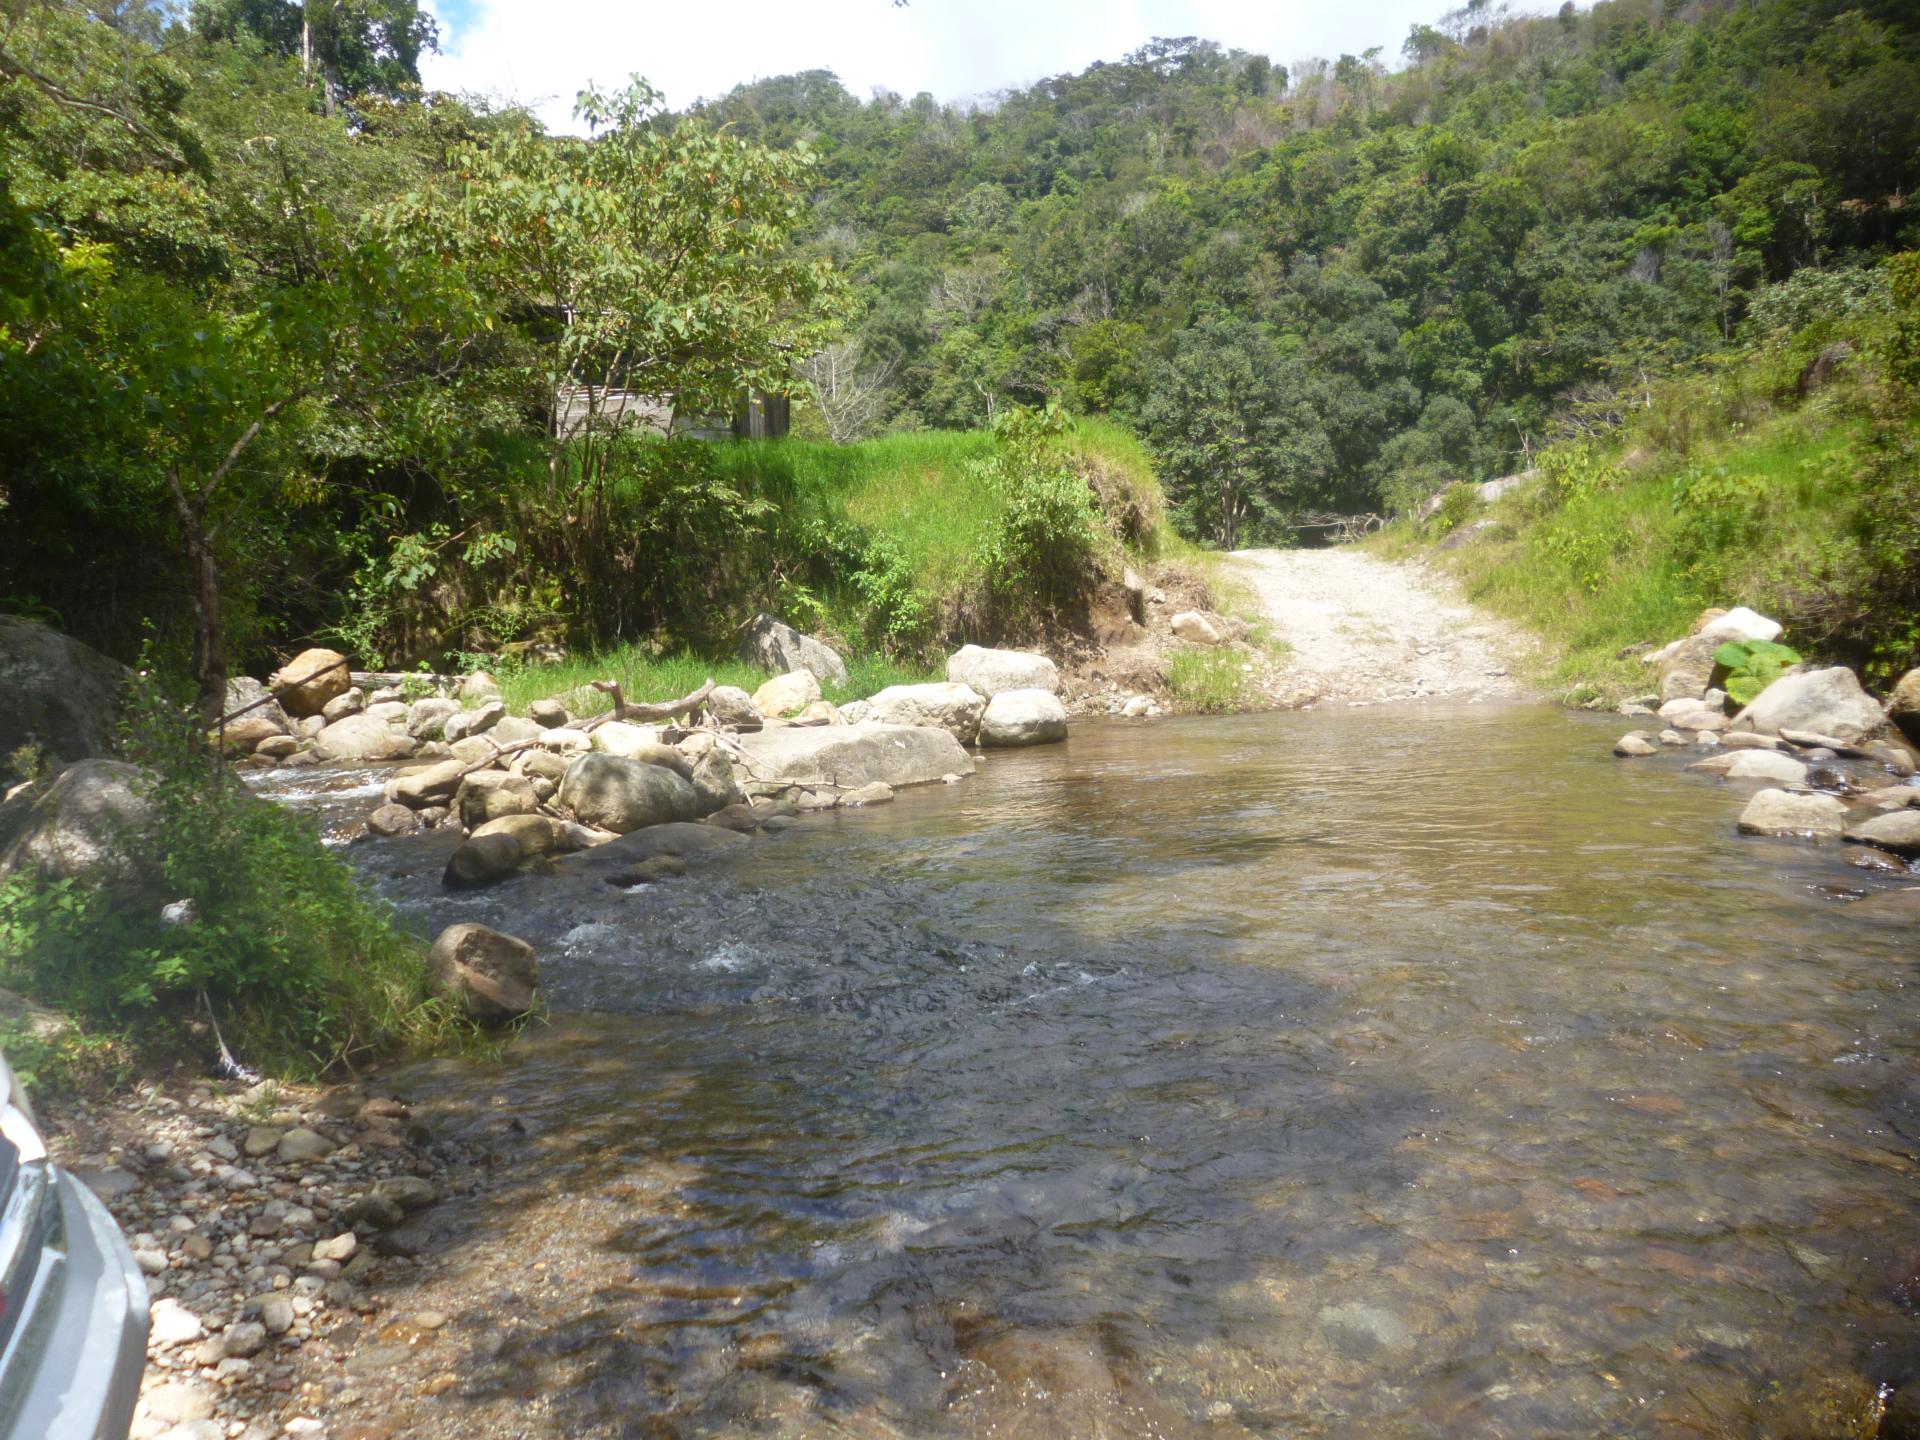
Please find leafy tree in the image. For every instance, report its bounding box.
[1140,320,1334,548]
[191,0,438,102]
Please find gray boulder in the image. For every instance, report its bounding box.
[314,714,416,763]
[1736,789,1846,839]
[443,701,505,744]
[0,759,154,885]
[689,750,742,815]
[384,760,467,808]
[946,645,1061,699]
[706,686,763,730]
[865,683,987,745]
[1613,732,1657,758]
[558,753,699,834]
[528,698,571,729]
[427,923,538,1023]
[405,698,461,741]
[454,772,539,830]
[1656,633,1724,704]
[222,676,290,735]
[734,721,974,794]
[1733,667,1887,744]
[978,689,1069,747]
[740,613,849,686]
[0,616,130,778]
[320,687,366,724]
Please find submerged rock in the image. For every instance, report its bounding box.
[1843,811,1920,857]
[1686,750,1810,784]
[443,832,524,889]
[1736,789,1845,839]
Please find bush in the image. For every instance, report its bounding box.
[0,676,468,1076]
[972,404,1104,628]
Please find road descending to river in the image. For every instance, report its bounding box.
[1226,546,1536,707]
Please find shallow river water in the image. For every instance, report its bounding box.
[294,704,1920,1438]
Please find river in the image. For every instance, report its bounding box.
[273,703,1920,1438]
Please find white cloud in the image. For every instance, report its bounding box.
[422,0,1490,134]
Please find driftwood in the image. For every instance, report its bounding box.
[579,679,716,733]
[454,738,544,781]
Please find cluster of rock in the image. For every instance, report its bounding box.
[58,1075,455,1440]
[209,628,1083,906]
[1613,606,1920,916]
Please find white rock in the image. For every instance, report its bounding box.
[1737,789,1845,839]
[864,683,987,745]
[1685,750,1810,783]
[1697,606,1783,645]
[1733,667,1888,744]
[978,689,1069,747]
[148,1297,204,1346]
[590,721,666,759]
[945,644,1061,699]
[1171,611,1222,645]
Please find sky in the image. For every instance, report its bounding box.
[421,0,1501,133]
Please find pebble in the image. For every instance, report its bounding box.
[149,1298,204,1346]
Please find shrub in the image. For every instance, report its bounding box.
[1168,646,1254,713]
[972,404,1104,628]
[1712,638,1802,705]
[0,675,468,1076]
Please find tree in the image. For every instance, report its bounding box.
[191,0,438,102]
[800,339,897,443]
[1140,320,1334,548]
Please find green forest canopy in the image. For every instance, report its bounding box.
[2,0,1917,677]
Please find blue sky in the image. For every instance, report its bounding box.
[422,0,1531,133]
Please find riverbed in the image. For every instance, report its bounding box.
[297,703,1918,1438]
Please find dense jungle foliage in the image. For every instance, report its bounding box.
[3,0,1919,692]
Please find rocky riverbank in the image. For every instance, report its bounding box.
[47,1071,469,1440]
[1609,605,1920,919]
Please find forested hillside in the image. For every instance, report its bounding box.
[3,0,1918,696]
[698,0,1919,539]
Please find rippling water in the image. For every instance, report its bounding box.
[308,705,1919,1438]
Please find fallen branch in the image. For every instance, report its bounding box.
[453,738,544,780]
[580,678,716,732]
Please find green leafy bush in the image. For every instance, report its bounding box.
[0,676,468,1076]
[972,404,1103,628]
[1711,638,1802,705]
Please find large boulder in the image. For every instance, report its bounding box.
[552,822,749,882]
[222,676,290,735]
[1656,633,1725,704]
[427,924,537,1024]
[443,833,524,889]
[751,671,822,719]
[269,648,351,718]
[1843,811,1920,857]
[454,771,539,830]
[405,698,461,741]
[217,715,286,757]
[1890,669,1920,748]
[384,760,467,808]
[740,614,849,686]
[558,753,699,834]
[590,721,665,759]
[469,813,579,858]
[1736,789,1846,839]
[0,616,130,778]
[313,714,416,763]
[945,645,1061,699]
[1732,666,1887,744]
[978,689,1069,748]
[689,751,742,815]
[865,683,987,745]
[733,722,974,794]
[0,759,153,886]
[443,702,504,744]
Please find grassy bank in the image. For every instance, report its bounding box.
[494,646,936,718]
[1379,265,1920,703]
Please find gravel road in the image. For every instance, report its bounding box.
[1226,546,1535,707]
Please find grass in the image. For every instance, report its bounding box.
[494,644,938,717]
[1380,316,1918,703]
[1167,645,1261,713]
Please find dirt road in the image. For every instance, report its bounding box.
[1226,546,1534,707]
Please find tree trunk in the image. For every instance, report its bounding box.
[185,525,228,725]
